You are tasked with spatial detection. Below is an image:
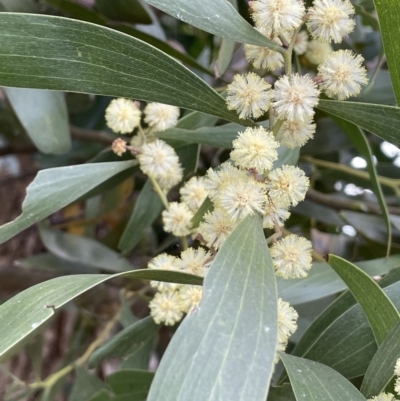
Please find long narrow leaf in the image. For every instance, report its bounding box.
[5,88,71,154]
[280,353,367,401]
[0,13,242,123]
[0,269,202,362]
[0,161,136,244]
[328,254,400,345]
[144,0,283,51]
[373,0,400,104]
[318,100,400,146]
[147,215,278,401]
[361,320,400,398]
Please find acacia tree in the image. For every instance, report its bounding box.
[1,0,400,400]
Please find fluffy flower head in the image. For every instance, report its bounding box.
[162,202,193,236]
[137,139,183,190]
[226,72,272,119]
[317,50,368,100]
[395,357,400,377]
[305,39,333,65]
[180,285,203,313]
[198,208,236,250]
[251,0,305,36]
[276,118,316,148]
[148,253,180,291]
[231,127,279,173]
[180,177,208,212]
[149,290,183,326]
[144,103,180,132]
[271,234,313,279]
[105,98,141,134]
[177,247,211,276]
[263,200,290,229]
[273,74,320,122]
[278,298,298,343]
[244,38,284,71]
[368,393,397,401]
[216,176,267,221]
[266,165,309,207]
[205,163,248,201]
[307,0,355,43]
[396,378,400,397]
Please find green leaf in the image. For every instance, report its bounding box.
[215,0,236,75]
[157,123,242,148]
[17,252,98,274]
[176,111,219,130]
[317,100,400,146]
[373,0,400,104]
[267,384,296,401]
[216,37,235,76]
[290,276,400,379]
[280,353,367,401]
[95,0,152,25]
[5,88,71,154]
[85,389,113,401]
[332,118,392,256]
[89,316,158,368]
[148,215,277,401]
[361,320,400,398]
[118,179,163,254]
[191,196,214,228]
[292,199,344,226]
[273,146,300,169]
[328,254,400,345]
[144,0,283,51]
[120,335,155,369]
[39,225,133,272]
[176,143,200,176]
[0,160,136,245]
[108,369,154,397]
[68,367,109,401]
[0,13,241,123]
[45,0,214,75]
[277,255,400,305]
[0,269,202,362]
[146,0,283,52]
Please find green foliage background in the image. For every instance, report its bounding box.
[1,0,400,400]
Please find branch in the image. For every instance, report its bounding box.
[306,188,400,216]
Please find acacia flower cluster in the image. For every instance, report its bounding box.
[104,1,370,354]
[144,125,311,329]
[149,247,211,325]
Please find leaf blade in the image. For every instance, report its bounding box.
[328,254,400,345]
[280,353,367,401]
[143,0,283,50]
[0,160,136,244]
[5,88,71,154]
[0,269,202,362]
[147,215,278,401]
[373,0,400,104]
[118,179,163,254]
[317,100,400,146]
[0,13,242,123]
[361,320,400,398]
[89,316,159,368]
